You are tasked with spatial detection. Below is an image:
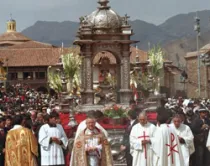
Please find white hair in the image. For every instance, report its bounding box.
[138,111,147,119]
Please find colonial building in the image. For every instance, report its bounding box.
[185,44,210,98]
[0,18,65,92]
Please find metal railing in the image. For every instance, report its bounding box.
[7,78,47,84]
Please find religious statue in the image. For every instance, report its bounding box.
[99,70,110,85]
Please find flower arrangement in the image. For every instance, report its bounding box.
[103,104,128,119]
[148,46,164,94]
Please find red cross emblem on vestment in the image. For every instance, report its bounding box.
[165,133,179,164]
[138,131,150,159]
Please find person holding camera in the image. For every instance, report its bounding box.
[191,107,210,166]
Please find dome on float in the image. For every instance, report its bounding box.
[83,0,123,33]
[87,8,122,29]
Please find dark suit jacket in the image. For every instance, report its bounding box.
[191,117,210,145]
[121,119,138,151]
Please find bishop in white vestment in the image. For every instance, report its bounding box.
[170,115,195,166]
[130,112,156,166]
[39,113,68,166]
[151,113,184,166]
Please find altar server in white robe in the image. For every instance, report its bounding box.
[130,111,156,166]
[151,112,184,166]
[75,110,108,139]
[170,114,195,166]
[39,112,68,166]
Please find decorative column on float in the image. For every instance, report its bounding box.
[119,46,132,104]
[80,53,86,104]
[83,44,94,105]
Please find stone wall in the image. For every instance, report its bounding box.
[186,57,208,98]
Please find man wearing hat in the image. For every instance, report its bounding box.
[191,106,210,166]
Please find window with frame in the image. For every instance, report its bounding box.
[23,72,33,80]
[8,73,18,80]
[35,72,46,79]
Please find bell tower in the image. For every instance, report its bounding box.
[7,14,16,32]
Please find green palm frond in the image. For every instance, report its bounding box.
[62,53,81,79]
[47,47,82,94]
[47,67,62,93]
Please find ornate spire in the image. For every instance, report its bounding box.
[98,0,110,8]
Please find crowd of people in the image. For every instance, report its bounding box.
[2,83,210,166]
[0,84,70,166]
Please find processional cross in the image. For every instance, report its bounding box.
[123,14,130,25]
[138,131,150,159]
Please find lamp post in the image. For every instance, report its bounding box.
[194,13,201,98]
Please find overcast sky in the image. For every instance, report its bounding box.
[0,0,209,33]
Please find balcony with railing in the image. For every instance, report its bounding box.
[7,78,47,84]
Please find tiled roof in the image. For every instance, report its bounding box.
[0,40,174,69]
[201,43,210,51]
[7,41,57,49]
[0,48,72,67]
[130,46,148,63]
[185,52,198,59]
[0,32,30,41]
[186,44,210,59]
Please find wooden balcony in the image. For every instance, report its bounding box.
[7,78,47,85]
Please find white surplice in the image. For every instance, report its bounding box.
[170,124,195,166]
[151,124,184,166]
[130,122,156,166]
[39,124,68,166]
